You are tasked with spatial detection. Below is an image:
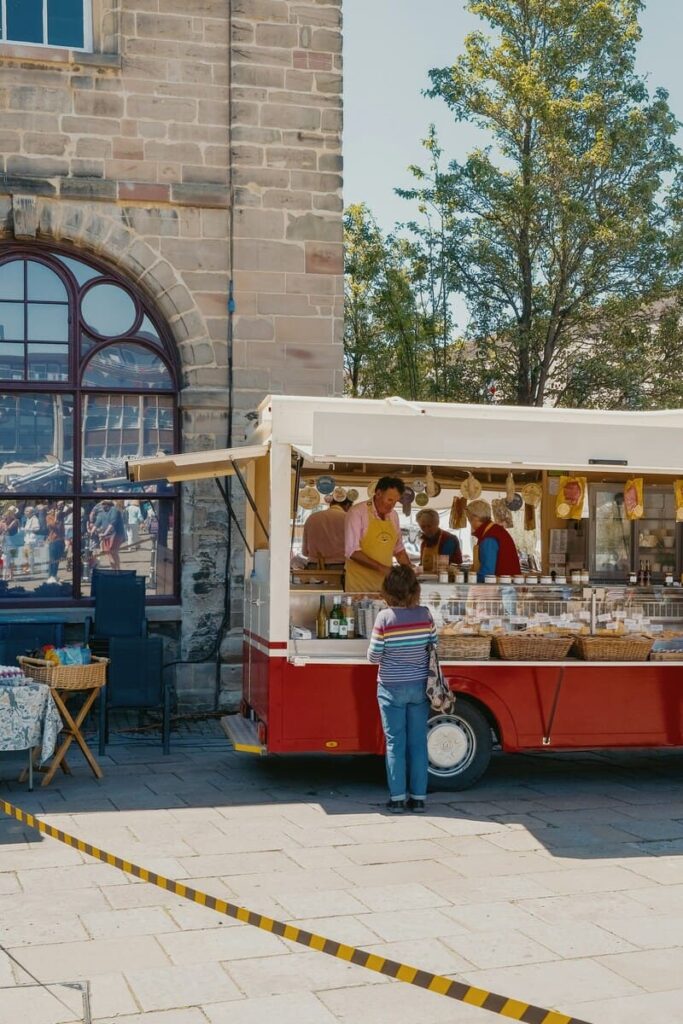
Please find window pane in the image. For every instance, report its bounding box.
[28,343,69,382]
[0,261,24,301]
[27,261,68,302]
[0,303,25,341]
[53,254,101,288]
[82,343,173,390]
[6,0,43,43]
[138,315,160,342]
[0,499,73,599]
[0,393,74,493]
[80,498,174,598]
[47,0,84,48]
[81,394,175,494]
[82,283,137,337]
[27,303,68,341]
[0,344,24,381]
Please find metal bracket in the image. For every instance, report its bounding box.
[215,477,252,557]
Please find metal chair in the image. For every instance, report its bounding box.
[0,618,67,665]
[98,636,170,755]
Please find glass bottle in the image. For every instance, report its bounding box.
[344,596,355,639]
[637,561,644,587]
[644,561,651,586]
[316,596,328,639]
[328,597,343,638]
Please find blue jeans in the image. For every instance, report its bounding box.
[377,681,429,801]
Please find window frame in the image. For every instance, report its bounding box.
[0,0,93,52]
[0,244,181,607]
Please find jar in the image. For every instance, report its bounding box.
[513,575,526,585]
[665,573,674,586]
[454,572,465,584]
[484,575,497,584]
[581,571,590,584]
[571,571,582,584]
[438,572,449,583]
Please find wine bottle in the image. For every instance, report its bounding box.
[637,561,644,587]
[316,596,328,639]
[328,598,343,638]
[344,596,355,639]
[645,561,651,586]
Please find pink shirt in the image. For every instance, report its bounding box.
[302,505,346,564]
[344,500,405,560]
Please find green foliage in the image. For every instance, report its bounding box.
[345,0,683,410]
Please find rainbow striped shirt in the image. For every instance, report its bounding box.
[367,606,437,686]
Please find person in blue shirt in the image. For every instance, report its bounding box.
[416,509,462,572]
[466,499,521,581]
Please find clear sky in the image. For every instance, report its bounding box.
[343,0,683,231]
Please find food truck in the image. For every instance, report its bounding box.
[128,396,683,788]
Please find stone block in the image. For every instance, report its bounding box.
[274,316,333,343]
[235,315,275,340]
[171,182,230,208]
[233,207,285,239]
[234,238,305,273]
[262,189,312,210]
[74,90,124,118]
[6,155,69,177]
[285,272,337,295]
[311,28,342,53]
[61,177,118,199]
[255,23,299,48]
[260,104,321,132]
[266,147,317,170]
[233,0,289,20]
[127,95,197,122]
[233,64,286,89]
[62,115,120,134]
[286,212,342,243]
[321,108,343,132]
[71,158,105,178]
[312,193,343,212]
[9,85,71,113]
[11,194,38,239]
[290,170,342,193]
[118,182,171,202]
[285,343,343,369]
[285,70,314,92]
[315,71,343,94]
[305,241,343,275]
[257,292,315,316]
[23,132,68,156]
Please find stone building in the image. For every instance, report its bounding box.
[0,0,344,706]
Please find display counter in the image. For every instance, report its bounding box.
[290,583,683,663]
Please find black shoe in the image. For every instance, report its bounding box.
[408,799,425,813]
[386,799,406,814]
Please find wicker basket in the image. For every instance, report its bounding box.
[573,635,654,662]
[438,634,492,660]
[650,650,683,662]
[494,634,574,662]
[18,655,108,690]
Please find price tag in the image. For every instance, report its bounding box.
[598,613,612,623]
[489,617,504,628]
[578,611,591,622]
[624,619,638,630]
[480,622,493,633]
[650,624,664,633]
[510,616,529,626]
[606,622,619,631]
[534,613,551,623]
[615,612,626,621]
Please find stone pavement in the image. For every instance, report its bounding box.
[2,724,683,1024]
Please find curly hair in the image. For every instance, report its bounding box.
[381,564,421,608]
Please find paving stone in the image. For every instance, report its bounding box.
[157,924,288,965]
[225,950,386,997]
[80,906,179,939]
[177,851,299,877]
[0,984,83,1024]
[528,865,652,894]
[125,962,242,1012]
[342,840,450,865]
[463,957,641,1007]
[317,981,487,1024]
[355,908,468,942]
[598,947,683,992]
[204,991,339,1024]
[362,937,474,975]
[441,900,544,935]
[517,918,637,958]
[273,888,368,918]
[440,927,557,969]
[563,989,683,1024]
[595,913,683,950]
[6,935,169,983]
[97,1011,208,1024]
[353,882,450,912]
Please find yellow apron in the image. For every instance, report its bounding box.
[345,508,399,593]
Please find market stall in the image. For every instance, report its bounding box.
[128,396,683,788]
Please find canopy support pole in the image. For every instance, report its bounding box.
[215,478,253,557]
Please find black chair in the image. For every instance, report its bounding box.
[98,636,170,755]
[86,573,146,648]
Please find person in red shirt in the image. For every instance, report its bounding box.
[466,499,521,580]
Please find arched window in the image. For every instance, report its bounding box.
[0,247,179,603]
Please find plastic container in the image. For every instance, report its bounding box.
[498,575,512,584]
[484,575,497,584]
[513,575,526,585]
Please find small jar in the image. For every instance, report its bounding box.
[454,572,465,584]
[581,571,590,584]
[571,571,582,584]
[629,571,638,585]
[438,571,449,583]
[665,572,674,586]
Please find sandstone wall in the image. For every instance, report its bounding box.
[0,0,344,706]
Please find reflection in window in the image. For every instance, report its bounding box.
[82,282,137,337]
[82,394,174,493]
[0,393,74,492]
[82,344,174,390]
[80,498,175,598]
[0,247,178,601]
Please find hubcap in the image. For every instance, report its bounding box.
[427,715,476,778]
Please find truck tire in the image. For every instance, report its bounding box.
[427,700,493,789]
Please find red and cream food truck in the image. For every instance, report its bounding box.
[128,396,683,788]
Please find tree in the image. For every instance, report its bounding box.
[420,0,681,406]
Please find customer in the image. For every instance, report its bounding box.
[46,503,65,584]
[98,499,125,571]
[368,565,436,814]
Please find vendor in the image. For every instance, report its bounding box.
[466,499,521,581]
[345,476,411,592]
[416,509,462,572]
[302,487,351,566]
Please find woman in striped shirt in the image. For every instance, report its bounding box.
[368,565,436,814]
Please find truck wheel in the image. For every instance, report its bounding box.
[427,700,492,789]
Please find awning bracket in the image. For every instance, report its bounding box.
[215,477,253,557]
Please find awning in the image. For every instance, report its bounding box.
[126,444,269,484]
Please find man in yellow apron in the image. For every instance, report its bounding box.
[345,477,412,592]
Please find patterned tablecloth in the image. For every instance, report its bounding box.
[0,681,63,763]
